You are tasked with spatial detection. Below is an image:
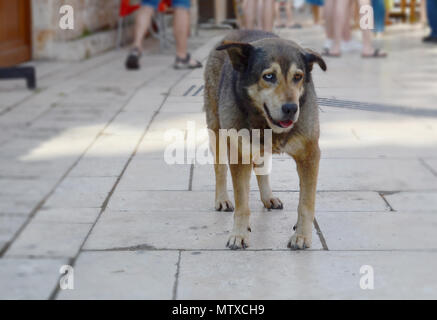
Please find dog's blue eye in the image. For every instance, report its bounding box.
[263,73,276,82]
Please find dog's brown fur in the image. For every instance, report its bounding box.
[204,30,326,250]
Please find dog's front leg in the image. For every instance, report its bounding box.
[227,163,252,250]
[255,173,283,210]
[288,143,320,250]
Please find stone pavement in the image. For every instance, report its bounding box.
[1,26,437,300]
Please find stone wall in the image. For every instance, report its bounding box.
[32,0,136,60]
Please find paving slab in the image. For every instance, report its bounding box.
[384,192,437,213]
[0,178,57,197]
[57,251,178,300]
[0,216,27,253]
[0,158,73,178]
[423,159,437,175]
[0,195,39,215]
[6,221,92,258]
[171,78,204,97]
[165,96,203,104]
[83,209,323,251]
[320,109,437,159]
[0,258,67,300]
[69,156,129,177]
[116,160,191,191]
[81,135,140,158]
[160,102,204,113]
[177,251,437,299]
[122,87,167,112]
[145,112,206,139]
[101,110,155,137]
[317,159,437,191]
[317,212,437,250]
[34,207,101,224]
[135,139,181,159]
[44,176,117,208]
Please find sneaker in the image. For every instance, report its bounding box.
[125,48,141,70]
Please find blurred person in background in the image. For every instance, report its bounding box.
[243,0,276,31]
[306,0,324,25]
[423,0,437,43]
[275,0,302,28]
[323,0,360,53]
[372,0,386,36]
[323,0,386,58]
[125,0,202,70]
[420,0,427,26]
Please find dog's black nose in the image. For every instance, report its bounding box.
[282,103,298,116]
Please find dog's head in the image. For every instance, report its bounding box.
[217,38,326,133]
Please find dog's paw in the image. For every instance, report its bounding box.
[262,196,283,210]
[287,232,312,250]
[215,199,234,212]
[226,227,250,250]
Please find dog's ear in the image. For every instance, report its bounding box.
[216,41,254,73]
[303,48,327,72]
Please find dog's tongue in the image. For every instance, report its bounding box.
[279,120,293,128]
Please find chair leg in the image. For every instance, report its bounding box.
[116,17,123,49]
[159,14,165,52]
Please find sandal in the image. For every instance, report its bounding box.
[362,48,387,58]
[321,48,341,58]
[288,23,302,29]
[173,53,203,70]
[125,48,141,70]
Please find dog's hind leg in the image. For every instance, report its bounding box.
[209,129,234,212]
[255,169,283,210]
[227,163,252,249]
[287,142,320,250]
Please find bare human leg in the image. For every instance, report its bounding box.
[329,0,350,56]
[262,0,275,32]
[243,0,257,29]
[359,0,387,57]
[133,6,154,50]
[173,8,202,68]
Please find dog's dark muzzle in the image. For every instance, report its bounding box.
[264,103,297,129]
[282,103,298,117]
[278,103,298,128]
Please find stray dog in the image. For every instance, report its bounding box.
[203,30,326,250]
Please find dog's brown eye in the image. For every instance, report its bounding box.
[263,73,276,83]
[293,73,303,82]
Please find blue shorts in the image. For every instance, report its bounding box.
[306,0,324,5]
[141,0,190,9]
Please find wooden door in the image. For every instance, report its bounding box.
[0,0,32,67]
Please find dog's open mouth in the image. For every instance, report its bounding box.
[263,104,294,129]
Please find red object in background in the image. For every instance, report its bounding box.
[158,0,172,12]
[119,0,140,17]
